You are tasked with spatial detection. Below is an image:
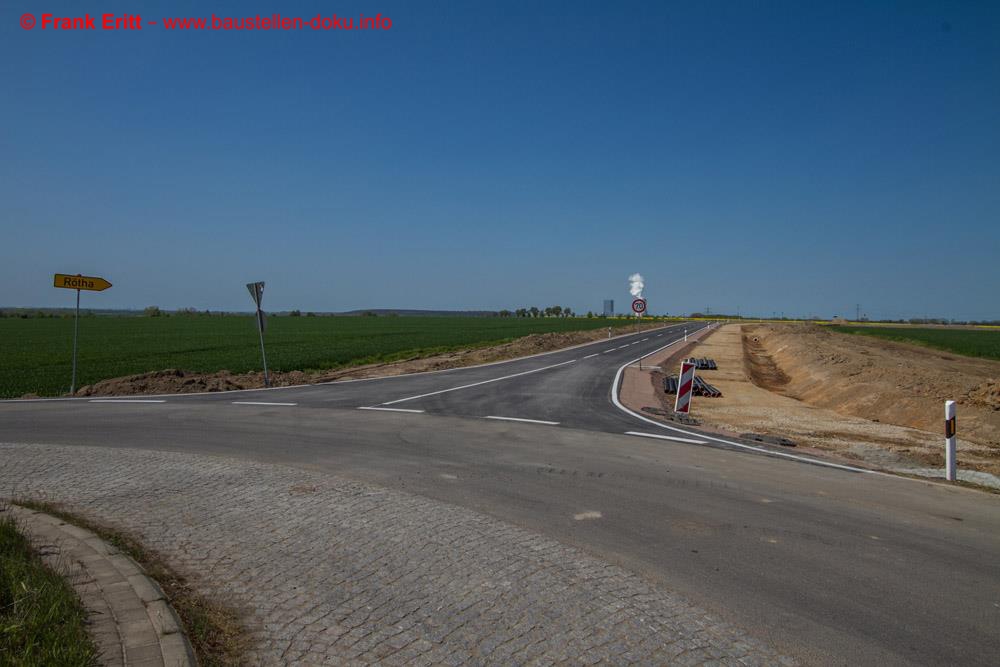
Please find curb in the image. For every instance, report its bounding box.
[5,505,197,667]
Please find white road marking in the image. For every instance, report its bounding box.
[88,399,166,404]
[380,358,577,406]
[583,353,599,359]
[641,338,649,341]
[616,345,629,349]
[358,406,425,413]
[231,401,297,406]
[573,511,602,521]
[625,431,707,444]
[485,416,560,425]
[603,349,616,354]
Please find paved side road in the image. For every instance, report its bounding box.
[0,443,790,666]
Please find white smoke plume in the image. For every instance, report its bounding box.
[628,273,644,298]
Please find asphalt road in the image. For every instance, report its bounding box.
[2,322,998,665]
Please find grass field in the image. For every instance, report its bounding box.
[829,326,1000,361]
[0,315,653,398]
[0,512,98,666]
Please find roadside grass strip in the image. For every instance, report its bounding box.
[0,510,99,666]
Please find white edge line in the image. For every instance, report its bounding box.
[231,401,297,406]
[625,431,706,445]
[3,323,691,403]
[486,416,560,425]
[358,406,425,413]
[88,399,166,403]
[379,358,578,406]
[608,324,883,475]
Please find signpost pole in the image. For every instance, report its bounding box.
[71,288,80,394]
[246,282,270,388]
[257,310,270,388]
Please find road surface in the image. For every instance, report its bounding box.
[2,322,998,665]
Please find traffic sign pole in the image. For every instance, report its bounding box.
[71,288,80,394]
[246,282,270,388]
[257,310,270,388]
[54,273,112,395]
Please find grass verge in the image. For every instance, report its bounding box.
[0,509,97,666]
[15,500,249,666]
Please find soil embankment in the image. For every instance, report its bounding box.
[676,324,1000,483]
[746,324,1000,450]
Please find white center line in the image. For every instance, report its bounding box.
[358,406,426,413]
[641,338,649,341]
[583,353,599,359]
[379,358,577,406]
[88,399,166,404]
[603,349,616,353]
[625,431,707,445]
[231,401,297,406]
[617,345,629,349]
[486,416,560,425]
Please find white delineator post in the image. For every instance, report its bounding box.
[674,360,697,414]
[945,400,957,481]
[684,328,688,342]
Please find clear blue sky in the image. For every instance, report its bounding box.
[3,1,998,319]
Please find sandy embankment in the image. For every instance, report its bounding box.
[644,324,1000,486]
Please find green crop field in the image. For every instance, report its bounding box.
[829,326,1000,361]
[0,315,656,398]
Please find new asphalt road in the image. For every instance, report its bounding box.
[2,323,998,665]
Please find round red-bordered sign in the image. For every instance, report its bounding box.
[632,298,647,314]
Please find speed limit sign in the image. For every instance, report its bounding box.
[632,298,647,315]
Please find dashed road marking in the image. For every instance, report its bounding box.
[88,399,166,404]
[380,358,577,406]
[232,401,297,406]
[583,353,599,359]
[485,416,560,425]
[624,431,707,445]
[603,349,616,354]
[574,511,603,521]
[358,406,426,413]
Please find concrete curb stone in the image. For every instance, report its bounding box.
[4,504,197,667]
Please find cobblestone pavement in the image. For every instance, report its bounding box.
[0,443,792,666]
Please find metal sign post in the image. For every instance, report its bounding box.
[53,273,112,394]
[246,281,270,388]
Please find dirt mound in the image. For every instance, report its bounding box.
[745,324,1000,450]
[68,322,666,397]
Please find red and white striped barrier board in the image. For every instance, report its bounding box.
[674,360,696,414]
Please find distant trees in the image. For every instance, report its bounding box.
[143,306,162,317]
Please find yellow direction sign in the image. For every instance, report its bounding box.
[54,273,112,291]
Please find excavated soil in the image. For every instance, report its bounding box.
[678,324,1000,481]
[746,324,1000,449]
[71,323,666,397]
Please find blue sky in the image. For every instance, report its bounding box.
[3,1,998,319]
